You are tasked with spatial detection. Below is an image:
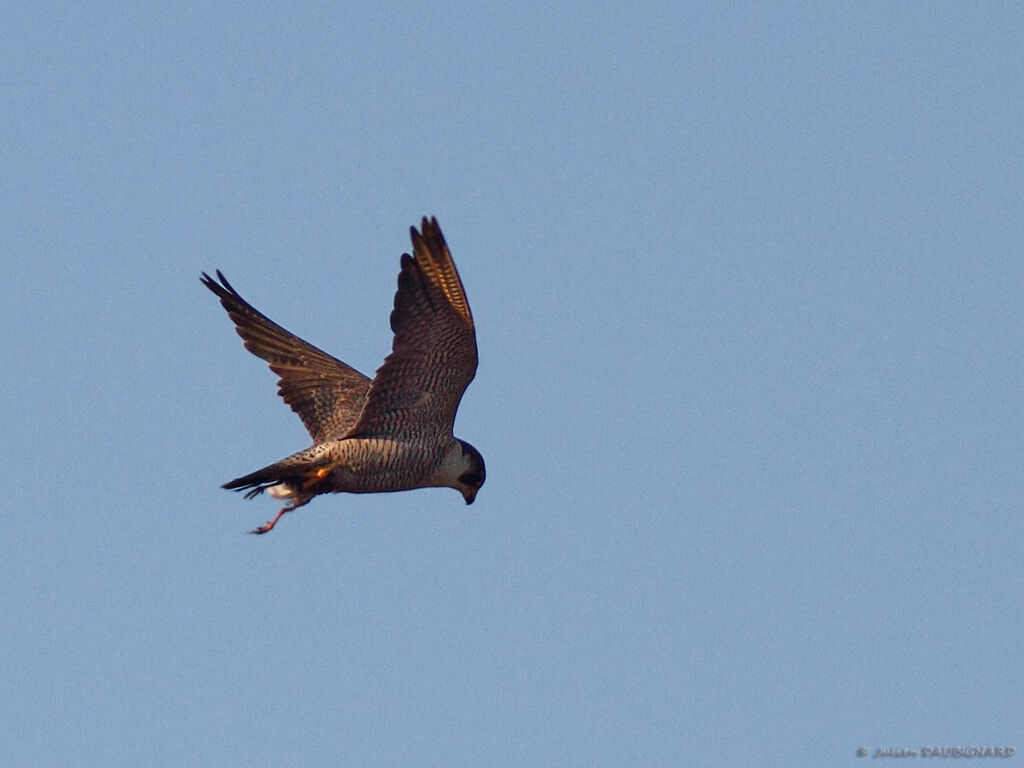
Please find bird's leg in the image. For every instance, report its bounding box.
[246,494,311,535]
[248,507,289,535]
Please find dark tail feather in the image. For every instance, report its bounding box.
[222,455,330,501]
[222,460,293,500]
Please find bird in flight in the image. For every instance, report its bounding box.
[202,217,485,534]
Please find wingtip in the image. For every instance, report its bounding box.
[410,217,448,255]
[214,269,233,290]
[201,269,239,298]
[413,216,441,239]
[200,271,223,297]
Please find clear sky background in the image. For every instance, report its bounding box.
[2,3,1021,766]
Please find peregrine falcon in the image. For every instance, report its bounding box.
[202,218,485,533]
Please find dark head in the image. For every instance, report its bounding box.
[455,439,486,504]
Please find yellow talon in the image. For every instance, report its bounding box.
[300,465,333,490]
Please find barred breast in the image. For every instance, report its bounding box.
[320,437,447,494]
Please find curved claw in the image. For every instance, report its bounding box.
[248,507,289,535]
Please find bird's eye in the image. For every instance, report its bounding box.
[459,471,482,487]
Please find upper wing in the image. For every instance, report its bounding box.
[345,218,477,441]
[201,270,371,443]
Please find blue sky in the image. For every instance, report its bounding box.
[2,2,1022,766]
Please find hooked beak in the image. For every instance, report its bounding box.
[463,486,478,505]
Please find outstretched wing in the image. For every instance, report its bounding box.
[202,270,371,443]
[346,218,477,441]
